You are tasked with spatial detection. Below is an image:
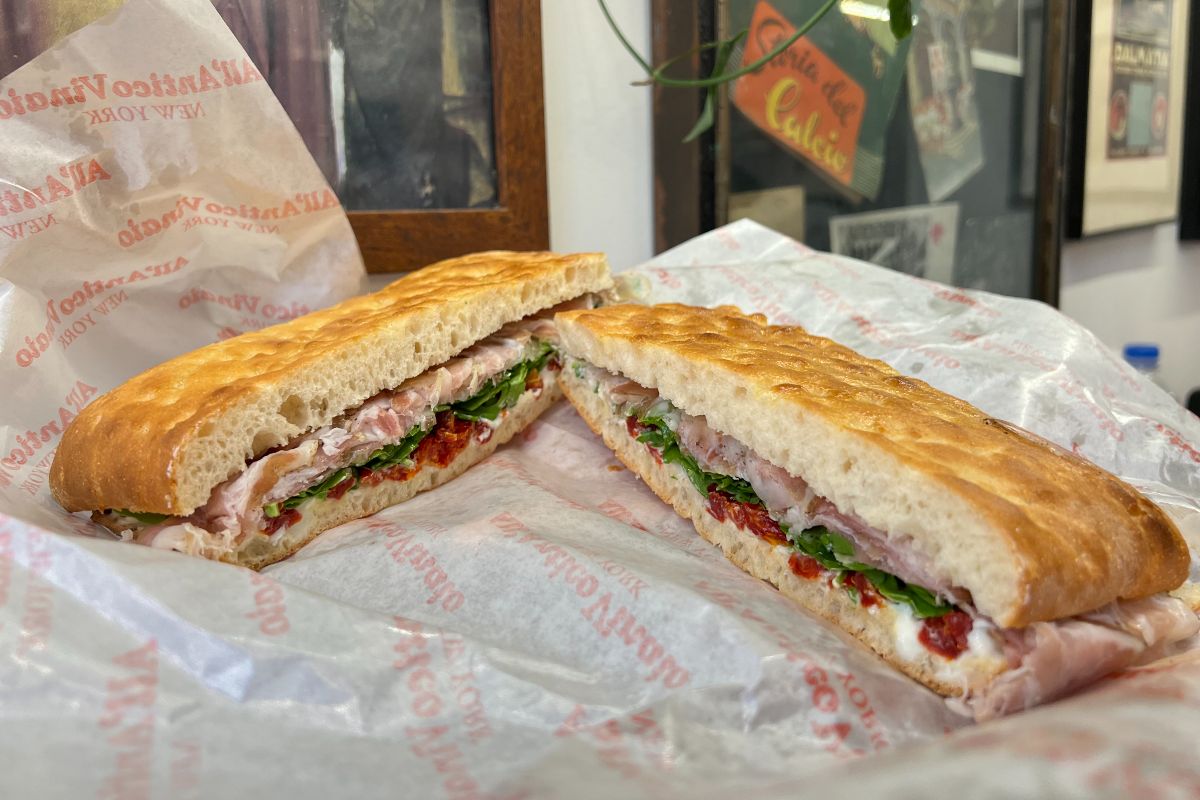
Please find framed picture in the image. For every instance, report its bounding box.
[1066,0,1190,237]
[1178,0,1200,240]
[0,0,549,272]
[651,0,1071,304]
[967,0,1024,77]
[829,203,959,284]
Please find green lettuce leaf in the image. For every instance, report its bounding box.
[278,467,356,513]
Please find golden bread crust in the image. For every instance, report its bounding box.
[50,251,610,515]
[555,303,1189,626]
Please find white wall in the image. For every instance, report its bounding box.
[540,0,654,271]
[1060,225,1200,401]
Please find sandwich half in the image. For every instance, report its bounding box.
[50,251,612,568]
[556,303,1197,720]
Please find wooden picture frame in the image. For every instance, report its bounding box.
[1178,0,1200,240]
[350,0,549,273]
[1065,0,1190,238]
[0,0,550,275]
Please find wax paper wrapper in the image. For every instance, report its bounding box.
[1,6,1199,789]
[0,0,364,519]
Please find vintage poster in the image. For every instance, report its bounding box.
[966,0,1023,76]
[730,0,912,201]
[906,0,985,201]
[1070,0,1188,235]
[828,202,959,283]
[1106,0,1173,159]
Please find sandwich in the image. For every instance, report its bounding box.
[50,251,613,568]
[555,303,1198,720]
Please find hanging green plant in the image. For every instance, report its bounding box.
[597,0,914,139]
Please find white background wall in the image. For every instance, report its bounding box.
[1061,227,1200,401]
[541,1,654,272]
[540,4,1198,401]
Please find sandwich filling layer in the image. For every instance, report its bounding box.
[568,360,1198,717]
[99,313,573,559]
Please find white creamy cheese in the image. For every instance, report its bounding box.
[966,617,1002,660]
[892,604,926,663]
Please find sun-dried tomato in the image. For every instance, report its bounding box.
[263,507,302,535]
[415,412,477,468]
[788,553,823,580]
[705,490,788,546]
[326,474,355,501]
[919,611,974,659]
[842,571,881,608]
[624,417,664,465]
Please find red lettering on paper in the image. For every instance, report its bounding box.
[392,619,485,799]
[369,521,465,613]
[0,381,96,488]
[119,189,339,248]
[693,579,867,756]
[14,259,188,368]
[0,156,111,221]
[177,287,310,322]
[245,572,290,636]
[98,639,159,800]
[491,511,690,688]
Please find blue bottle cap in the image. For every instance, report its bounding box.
[1123,343,1160,361]
[1118,345,1156,369]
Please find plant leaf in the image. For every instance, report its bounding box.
[888,0,914,40]
[682,87,716,143]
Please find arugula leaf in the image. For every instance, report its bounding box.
[363,423,432,471]
[267,423,433,517]
[280,467,355,512]
[633,412,761,504]
[118,509,170,525]
[787,526,955,618]
[262,342,557,518]
[450,342,554,422]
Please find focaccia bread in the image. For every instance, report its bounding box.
[51,250,612,567]
[555,302,1196,719]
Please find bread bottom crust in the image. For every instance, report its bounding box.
[559,368,1010,699]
